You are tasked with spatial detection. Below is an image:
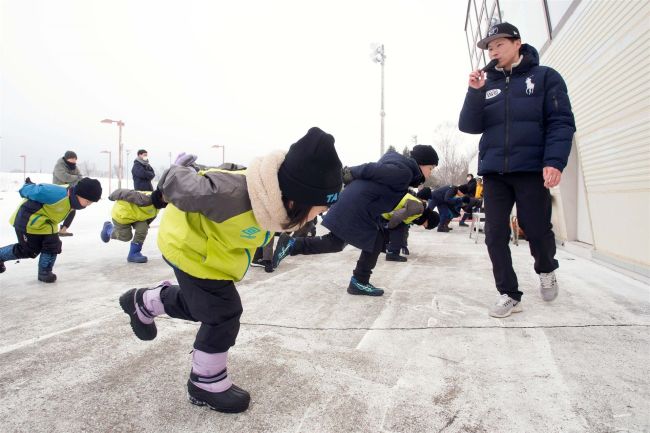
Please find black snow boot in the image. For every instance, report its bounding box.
[187,380,251,413]
[386,252,407,262]
[37,253,57,283]
[119,288,157,341]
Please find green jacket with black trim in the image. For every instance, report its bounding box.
[157,151,294,282]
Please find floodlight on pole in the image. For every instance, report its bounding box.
[370,43,386,157]
[212,145,225,165]
[19,155,26,181]
[100,118,125,189]
[100,150,112,194]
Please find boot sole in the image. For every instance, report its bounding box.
[541,289,558,302]
[347,287,384,296]
[119,289,157,341]
[187,394,249,414]
[187,381,250,413]
[488,304,523,318]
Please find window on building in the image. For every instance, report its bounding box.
[547,0,573,33]
[497,0,550,51]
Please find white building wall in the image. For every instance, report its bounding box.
[542,0,650,274]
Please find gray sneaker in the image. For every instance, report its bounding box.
[539,271,559,302]
[488,294,523,318]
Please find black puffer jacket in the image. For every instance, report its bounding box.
[459,44,576,175]
[322,151,423,252]
[132,159,155,191]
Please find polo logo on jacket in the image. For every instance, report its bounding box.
[486,89,501,99]
[525,76,535,95]
[240,226,261,239]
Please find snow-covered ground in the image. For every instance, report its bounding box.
[1,172,649,433]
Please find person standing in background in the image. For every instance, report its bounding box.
[132,149,155,191]
[52,150,83,236]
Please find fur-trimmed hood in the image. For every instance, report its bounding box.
[246,150,299,232]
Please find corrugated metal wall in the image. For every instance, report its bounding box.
[542,0,650,271]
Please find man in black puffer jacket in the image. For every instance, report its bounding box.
[459,22,576,318]
[132,149,156,191]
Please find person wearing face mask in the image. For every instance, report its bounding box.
[0,177,102,282]
[132,149,156,191]
[459,22,576,318]
[52,150,83,236]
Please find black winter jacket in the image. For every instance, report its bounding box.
[322,151,423,252]
[132,159,155,191]
[459,44,576,175]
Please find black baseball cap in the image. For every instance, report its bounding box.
[477,22,520,50]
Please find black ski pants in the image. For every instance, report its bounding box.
[483,172,559,301]
[160,261,242,353]
[292,230,387,284]
[387,223,408,253]
[12,229,62,258]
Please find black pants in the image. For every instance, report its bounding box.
[387,223,408,253]
[292,231,386,284]
[436,203,451,228]
[483,172,559,301]
[160,261,242,353]
[11,229,62,259]
[61,209,75,229]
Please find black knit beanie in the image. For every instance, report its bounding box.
[74,177,102,202]
[416,187,432,201]
[64,150,77,160]
[278,127,343,206]
[410,145,439,166]
[150,189,167,209]
[413,208,440,230]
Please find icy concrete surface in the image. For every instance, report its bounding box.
[1,173,649,433]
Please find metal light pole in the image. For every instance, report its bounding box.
[212,145,225,165]
[100,119,125,189]
[100,150,112,194]
[19,155,26,181]
[371,44,386,157]
[125,148,131,189]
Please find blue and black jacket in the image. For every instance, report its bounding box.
[459,44,576,175]
[9,183,71,235]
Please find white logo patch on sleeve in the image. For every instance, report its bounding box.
[485,89,501,99]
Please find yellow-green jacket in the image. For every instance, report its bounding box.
[109,189,159,224]
[381,193,425,228]
[157,165,276,282]
[10,183,71,234]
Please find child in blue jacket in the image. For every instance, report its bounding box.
[0,177,102,282]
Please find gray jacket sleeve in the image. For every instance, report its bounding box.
[387,200,424,229]
[159,165,232,221]
[108,189,152,206]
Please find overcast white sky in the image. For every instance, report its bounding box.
[1,0,477,174]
